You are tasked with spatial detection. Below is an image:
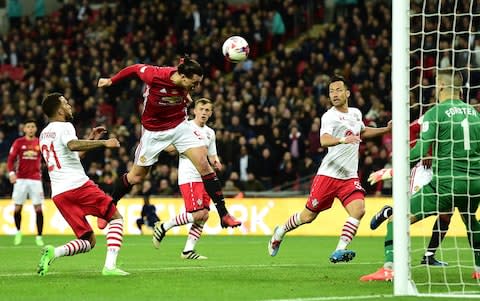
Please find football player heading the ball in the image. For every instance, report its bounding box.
[97,55,241,230]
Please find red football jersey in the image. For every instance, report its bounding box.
[7,136,42,180]
[111,64,190,131]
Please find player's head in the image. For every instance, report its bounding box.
[328,75,350,108]
[41,93,74,122]
[436,68,463,101]
[193,98,213,126]
[23,119,37,138]
[177,55,203,91]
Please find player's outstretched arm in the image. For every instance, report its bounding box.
[361,120,392,139]
[97,78,112,87]
[67,138,120,152]
[320,133,361,147]
[368,168,393,185]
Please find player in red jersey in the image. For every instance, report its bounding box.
[7,120,45,247]
[97,56,241,229]
[37,93,128,276]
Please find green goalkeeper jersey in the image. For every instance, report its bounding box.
[410,99,480,178]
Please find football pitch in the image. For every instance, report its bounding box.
[0,235,477,301]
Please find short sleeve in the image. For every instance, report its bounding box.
[320,111,335,135]
[60,123,79,146]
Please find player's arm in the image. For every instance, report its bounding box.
[6,140,19,184]
[208,154,222,171]
[67,138,120,152]
[97,64,153,87]
[207,130,222,170]
[410,110,436,162]
[320,133,361,147]
[78,127,108,158]
[361,120,392,138]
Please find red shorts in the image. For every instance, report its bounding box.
[306,175,365,213]
[52,180,116,238]
[179,182,210,212]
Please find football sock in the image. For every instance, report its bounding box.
[336,217,360,250]
[184,222,205,252]
[111,173,133,205]
[276,213,303,240]
[384,221,394,263]
[14,211,21,230]
[201,173,228,217]
[164,212,194,231]
[105,219,124,269]
[36,210,44,235]
[54,239,92,257]
[425,216,450,256]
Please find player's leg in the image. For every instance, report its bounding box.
[181,186,210,259]
[30,180,45,246]
[422,214,451,266]
[153,182,200,249]
[38,192,95,276]
[182,146,241,228]
[330,179,365,263]
[103,209,128,276]
[12,180,27,246]
[268,175,328,256]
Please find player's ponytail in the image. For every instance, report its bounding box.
[178,55,203,79]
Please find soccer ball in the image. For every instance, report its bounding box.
[222,36,250,63]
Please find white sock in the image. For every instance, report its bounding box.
[104,219,124,269]
[183,222,205,252]
[276,213,303,240]
[54,239,91,257]
[164,212,194,231]
[336,217,360,250]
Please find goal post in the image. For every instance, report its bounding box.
[393,0,480,297]
[392,0,412,296]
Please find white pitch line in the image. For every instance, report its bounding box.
[260,295,393,301]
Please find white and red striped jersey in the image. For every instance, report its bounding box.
[111,64,190,131]
[317,107,365,179]
[39,122,89,197]
[178,120,217,185]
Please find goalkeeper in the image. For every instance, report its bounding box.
[366,117,452,267]
[361,68,480,281]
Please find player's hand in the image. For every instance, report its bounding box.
[104,138,120,148]
[97,78,112,88]
[88,126,107,140]
[164,144,178,155]
[8,173,17,184]
[368,168,393,185]
[212,160,223,171]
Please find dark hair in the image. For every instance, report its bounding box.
[178,55,203,78]
[42,93,63,118]
[23,119,37,126]
[328,75,349,90]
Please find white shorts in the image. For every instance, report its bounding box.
[410,162,433,194]
[135,120,205,166]
[12,179,45,205]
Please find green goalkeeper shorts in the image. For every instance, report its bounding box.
[410,177,480,220]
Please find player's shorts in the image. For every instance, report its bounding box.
[52,180,117,238]
[179,182,210,212]
[410,177,480,220]
[410,162,433,194]
[306,175,365,213]
[12,179,44,205]
[135,121,206,166]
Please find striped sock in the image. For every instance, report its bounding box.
[54,239,92,258]
[336,217,360,250]
[164,212,194,231]
[184,222,205,252]
[276,213,303,240]
[104,219,124,269]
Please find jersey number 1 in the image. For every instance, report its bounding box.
[41,143,61,171]
[461,118,471,150]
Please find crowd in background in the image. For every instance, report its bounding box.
[0,0,479,198]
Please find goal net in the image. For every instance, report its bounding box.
[393,0,480,297]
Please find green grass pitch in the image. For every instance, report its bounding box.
[0,235,478,301]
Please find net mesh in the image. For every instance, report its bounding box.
[409,0,480,295]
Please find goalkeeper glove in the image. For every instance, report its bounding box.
[367,168,393,185]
